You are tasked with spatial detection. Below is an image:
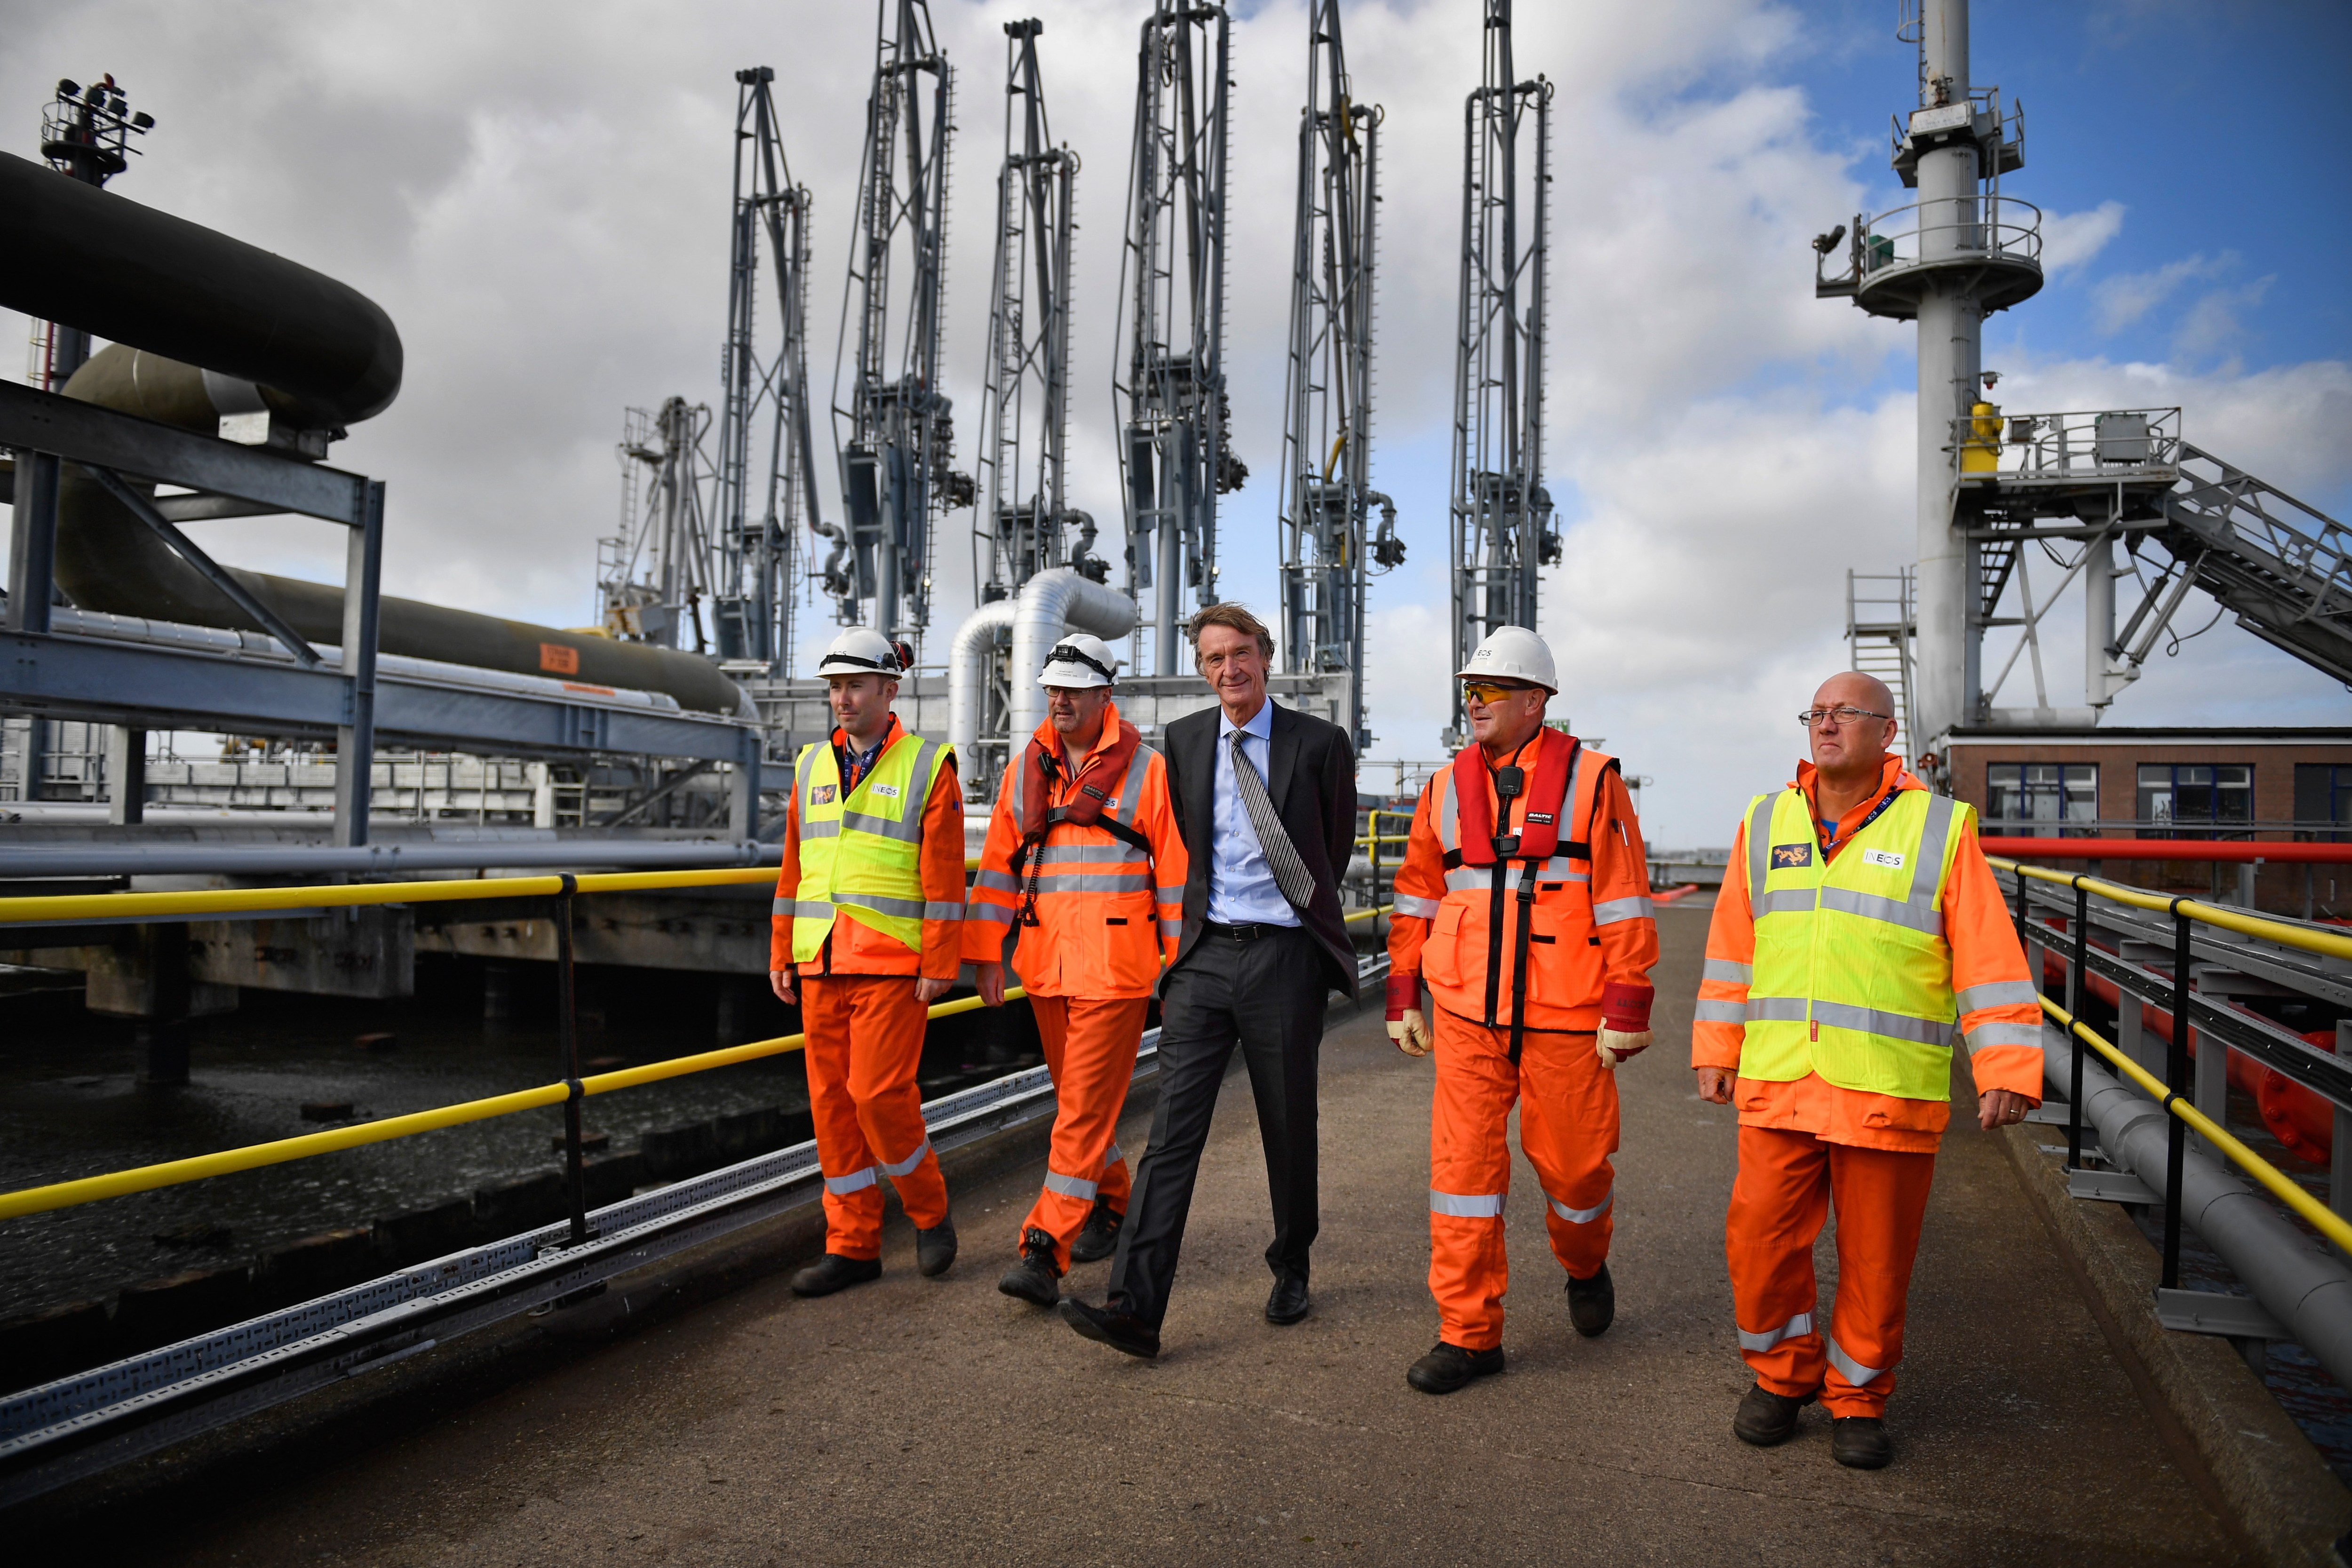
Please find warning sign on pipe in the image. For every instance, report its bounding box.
[539,642,580,675]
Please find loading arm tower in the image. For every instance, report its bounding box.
[829,0,973,650]
[1277,0,1398,752]
[1447,0,1555,745]
[1116,2,1243,676]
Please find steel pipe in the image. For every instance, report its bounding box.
[946,597,1016,789]
[1007,567,1139,743]
[2052,1043,2352,1391]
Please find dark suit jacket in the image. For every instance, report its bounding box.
[1162,696,1359,1000]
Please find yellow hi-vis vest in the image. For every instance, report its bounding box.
[787,731,955,965]
[1740,785,1967,1102]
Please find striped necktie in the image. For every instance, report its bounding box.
[1230,728,1318,911]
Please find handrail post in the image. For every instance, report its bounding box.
[2162,900,2190,1291]
[556,874,591,1247]
[2066,877,2088,1171]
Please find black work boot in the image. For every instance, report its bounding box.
[1566,1261,1615,1338]
[1831,1416,1893,1470]
[1069,1196,1123,1264]
[997,1227,1063,1307]
[1405,1342,1506,1395]
[916,1214,958,1278]
[1732,1381,1816,1447]
[790,1253,882,1298]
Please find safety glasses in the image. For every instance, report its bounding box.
[1461,680,1533,705]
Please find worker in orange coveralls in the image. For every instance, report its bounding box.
[1695,670,2043,1470]
[1384,625,1660,1396]
[770,627,966,1297]
[967,633,1188,1308]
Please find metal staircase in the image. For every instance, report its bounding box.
[1846,568,1916,744]
[2156,443,2352,686]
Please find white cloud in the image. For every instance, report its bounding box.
[2091,250,2234,334]
[2040,199,2125,274]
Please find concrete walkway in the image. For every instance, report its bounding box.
[162,905,2244,1566]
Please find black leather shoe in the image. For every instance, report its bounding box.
[1732,1381,1816,1447]
[1565,1262,1615,1338]
[1069,1196,1122,1264]
[1265,1274,1311,1325]
[1406,1341,1506,1394]
[1831,1416,1892,1470]
[789,1252,882,1297]
[1057,1296,1160,1359]
[997,1227,1063,1308]
[916,1215,957,1278]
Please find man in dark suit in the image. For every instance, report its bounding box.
[1059,602,1359,1358]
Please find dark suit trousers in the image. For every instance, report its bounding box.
[1106,925,1327,1328]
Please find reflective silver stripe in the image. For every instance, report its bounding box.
[1444,866,1491,894]
[1391,893,1441,919]
[1746,793,1777,901]
[1954,979,2040,1013]
[1737,1311,1814,1353]
[1965,1020,2043,1052]
[843,809,925,843]
[1102,1143,1123,1168]
[877,1138,933,1178]
[1817,885,1943,935]
[1043,1169,1098,1200]
[1536,861,1589,881]
[923,901,964,921]
[791,899,838,920]
[1907,792,1956,920]
[1753,888,1816,916]
[1158,918,1182,941]
[771,897,792,915]
[1037,843,1150,866]
[840,893,926,920]
[1155,883,1185,903]
[799,819,842,840]
[1545,1187,1612,1225]
[825,1166,878,1196]
[1810,998,1955,1047]
[1429,1189,1506,1218]
[964,902,1016,925]
[1826,1334,1889,1387]
[1059,872,1152,893]
[1703,958,1753,985]
[1592,895,1653,926]
[1112,748,1154,828]
[1693,998,1748,1024]
[1436,770,1459,855]
[974,867,1021,892]
[1004,748,1027,817]
[1745,996,1812,1024]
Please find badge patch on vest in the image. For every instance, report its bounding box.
[871,782,902,798]
[1862,848,1906,870]
[1770,843,1813,869]
[1527,812,1555,825]
[811,785,837,805]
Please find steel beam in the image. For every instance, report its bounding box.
[334,483,385,847]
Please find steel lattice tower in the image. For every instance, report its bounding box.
[1116,2,1244,676]
[829,0,973,649]
[975,19,1101,602]
[1277,0,1398,751]
[1447,0,1554,744]
[712,66,821,675]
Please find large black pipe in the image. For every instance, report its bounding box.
[0,151,401,425]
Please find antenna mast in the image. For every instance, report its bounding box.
[1117,3,1244,676]
[831,0,973,651]
[714,66,821,675]
[1448,0,1554,745]
[1278,0,1398,750]
[976,19,1102,601]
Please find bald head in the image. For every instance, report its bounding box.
[1806,670,1898,786]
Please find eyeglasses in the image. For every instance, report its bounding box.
[1798,706,1893,729]
[1461,681,1535,705]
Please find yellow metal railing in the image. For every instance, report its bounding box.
[1989,857,2352,963]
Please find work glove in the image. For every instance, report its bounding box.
[1596,1028,1652,1069]
[1388,1008,1432,1057]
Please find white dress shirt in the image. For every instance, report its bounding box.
[1207,698,1300,927]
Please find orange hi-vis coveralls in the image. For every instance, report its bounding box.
[1694,756,2042,1417]
[771,715,965,1261]
[962,703,1188,1270]
[1386,730,1659,1352]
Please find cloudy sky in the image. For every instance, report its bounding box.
[4,0,2346,846]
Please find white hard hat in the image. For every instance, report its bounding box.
[816,626,906,678]
[1457,625,1558,693]
[1037,631,1120,690]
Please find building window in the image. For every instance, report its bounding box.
[2296,764,2352,843]
[1986,762,2098,836]
[2137,763,2252,837]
